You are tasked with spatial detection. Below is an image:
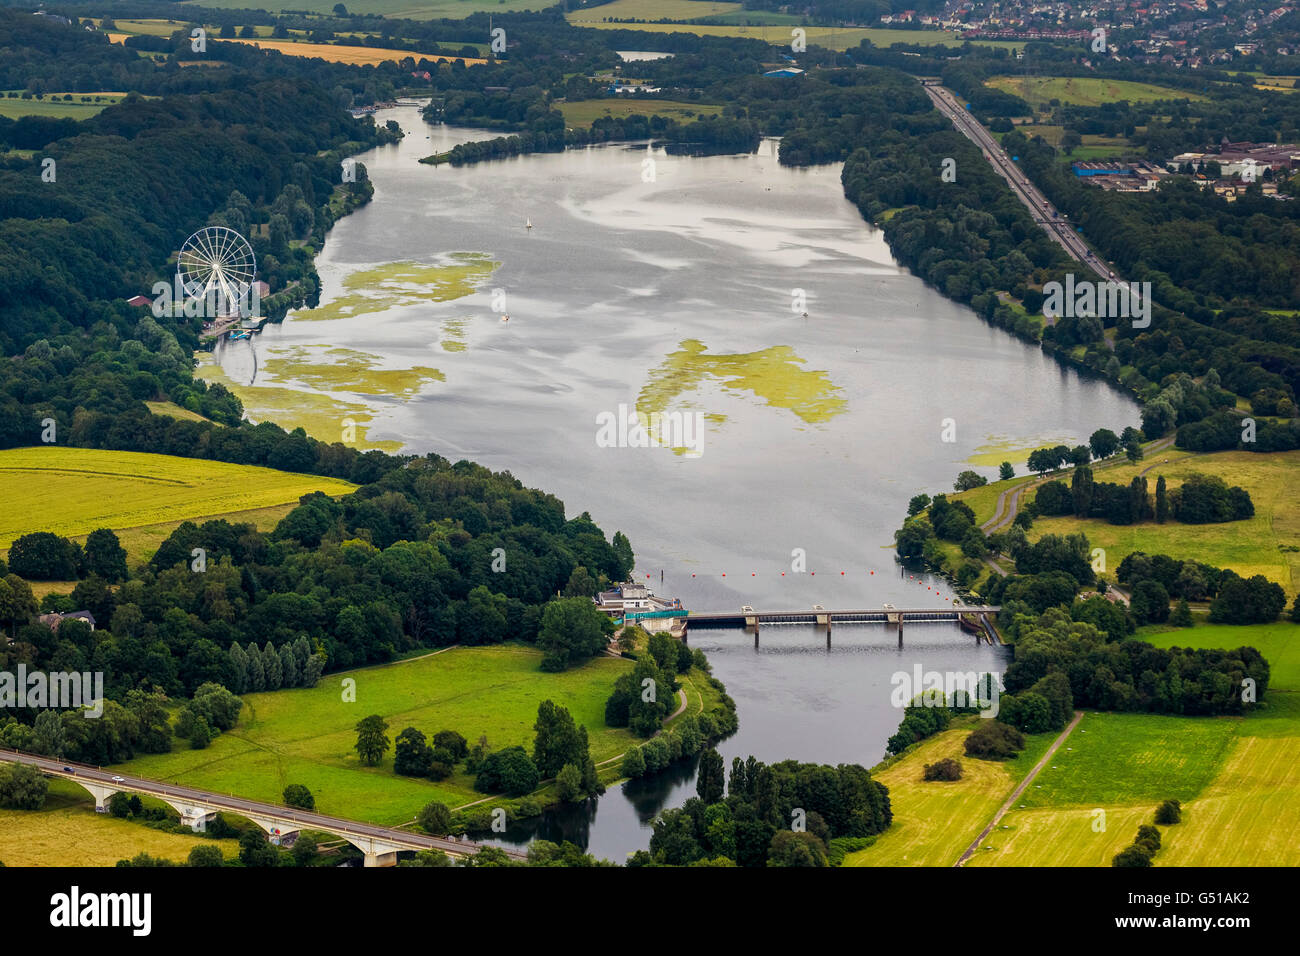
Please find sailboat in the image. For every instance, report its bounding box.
[525,217,532,230]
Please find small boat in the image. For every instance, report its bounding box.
[230,330,251,340]
[525,218,532,230]
[501,314,510,322]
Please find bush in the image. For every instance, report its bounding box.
[963,720,1025,760]
[418,801,452,835]
[922,757,963,781]
[475,746,539,797]
[1135,824,1161,854]
[1154,799,1182,825]
[282,784,314,810]
[1112,844,1153,867]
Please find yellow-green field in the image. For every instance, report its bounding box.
[985,75,1205,109]
[559,98,722,128]
[0,446,356,556]
[1027,449,1300,595]
[144,400,214,423]
[843,720,1056,866]
[220,37,486,65]
[117,645,648,823]
[0,780,233,867]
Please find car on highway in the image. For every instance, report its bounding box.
[62,766,74,774]
[111,775,125,783]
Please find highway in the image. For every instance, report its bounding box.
[0,749,527,863]
[922,82,1113,281]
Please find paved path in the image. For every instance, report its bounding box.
[953,711,1084,866]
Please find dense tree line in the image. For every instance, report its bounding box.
[633,755,891,866]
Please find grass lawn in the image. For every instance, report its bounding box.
[985,76,1205,109]
[0,780,234,867]
[117,645,640,825]
[559,98,722,128]
[1141,621,1300,690]
[1027,450,1300,596]
[0,446,356,559]
[144,400,214,423]
[843,719,1056,866]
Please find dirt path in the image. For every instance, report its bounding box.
[953,710,1084,866]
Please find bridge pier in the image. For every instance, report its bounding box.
[346,834,405,867]
[77,782,119,812]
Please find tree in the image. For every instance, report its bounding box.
[333,2,349,14]
[954,470,987,491]
[32,710,67,758]
[1071,465,1094,518]
[475,746,539,797]
[556,762,583,802]
[1125,441,1143,463]
[907,493,931,516]
[697,747,725,803]
[291,833,319,867]
[1090,428,1120,459]
[189,715,212,749]
[83,529,127,581]
[533,700,585,779]
[354,714,390,766]
[1155,799,1181,825]
[187,845,224,867]
[418,801,452,835]
[767,830,827,867]
[923,757,963,781]
[394,727,433,776]
[432,730,468,761]
[963,720,1024,760]
[1155,475,1169,523]
[536,597,614,671]
[0,763,48,809]
[621,746,646,778]
[1112,844,1152,867]
[1130,580,1171,625]
[1169,599,1193,627]
[8,532,81,580]
[1291,593,1300,624]
[999,461,1015,480]
[283,784,314,810]
[238,829,281,867]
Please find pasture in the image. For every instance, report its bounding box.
[0,92,127,120]
[118,645,641,823]
[559,98,722,127]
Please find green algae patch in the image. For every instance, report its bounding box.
[637,339,847,430]
[263,346,443,399]
[968,436,1076,468]
[195,353,402,452]
[293,254,499,322]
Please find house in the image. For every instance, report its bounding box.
[594,582,685,634]
[38,611,97,632]
[126,294,152,307]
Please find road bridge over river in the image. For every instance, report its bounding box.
[0,750,526,866]
[683,606,1003,645]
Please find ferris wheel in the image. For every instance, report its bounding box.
[176,226,257,305]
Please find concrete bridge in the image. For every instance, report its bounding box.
[682,606,1002,645]
[0,750,526,866]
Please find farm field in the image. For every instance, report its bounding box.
[843,720,1056,866]
[985,75,1205,108]
[220,37,485,65]
[178,0,543,18]
[559,98,722,127]
[569,0,743,19]
[564,15,1021,52]
[0,446,356,557]
[1026,450,1300,596]
[969,621,1300,866]
[0,780,233,867]
[0,92,127,120]
[117,645,645,824]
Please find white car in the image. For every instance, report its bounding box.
[111,775,125,783]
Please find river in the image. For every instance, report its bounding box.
[204,107,1138,861]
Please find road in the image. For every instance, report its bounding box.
[954,710,1084,866]
[0,749,526,862]
[922,83,1112,280]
